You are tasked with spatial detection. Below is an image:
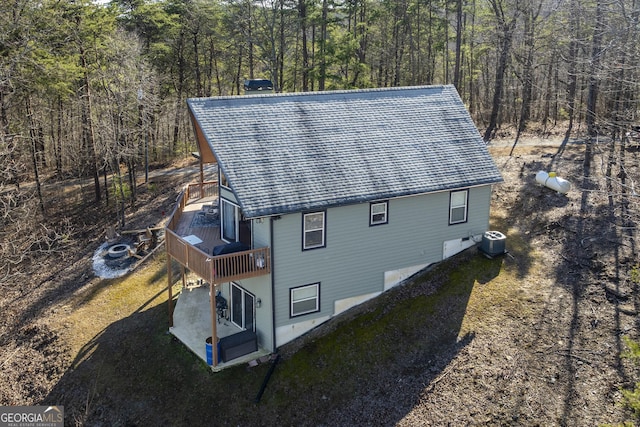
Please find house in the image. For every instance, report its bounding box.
[165,85,503,369]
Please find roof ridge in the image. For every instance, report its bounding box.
[187,84,454,102]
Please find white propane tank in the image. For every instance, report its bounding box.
[535,170,571,194]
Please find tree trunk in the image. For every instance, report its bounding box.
[208,36,222,96]
[353,0,368,87]
[26,98,45,214]
[392,0,407,86]
[299,0,309,91]
[542,59,553,133]
[52,97,63,177]
[564,0,580,140]
[483,3,517,142]
[279,0,285,91]
[318,0,328,91]
[128,159,136,208]
[453,0,463,90]
[235,45,243,95]
[512,2,541,152]
[586,0,604,139]
[426,0,434,84]
[468,0,477,116]
[104,166,109,206]
[483,35,512,141]
[193,30,203,97]
[79,43,101,202]
[247,0,254,79]
[115,161,126,228]
[173,29,186,153]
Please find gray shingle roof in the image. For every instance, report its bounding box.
[187,85,503,218]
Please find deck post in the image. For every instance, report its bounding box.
[210,282,218,367]
[167,251,174,327]
[199,160,204,198]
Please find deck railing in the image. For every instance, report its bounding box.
[166,181,218,231]
[187,181,218,200]
[165,182,270,284]
[211,247,271,282]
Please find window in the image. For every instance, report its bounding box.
[303,212,325,250]
[231,283,255,331]
[221,199,238,242]
[449,190,468,224]
[370,201,388,226]
[290,283,320,317]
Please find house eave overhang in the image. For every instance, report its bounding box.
[188,109,218,164]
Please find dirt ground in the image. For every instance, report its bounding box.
[311,134,640,426]
[1,133,639,425]
[424,134,640,426]
[0,167,186,407]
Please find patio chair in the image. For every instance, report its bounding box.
[215,291,228,323]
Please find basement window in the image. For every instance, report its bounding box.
[290,283,320,317]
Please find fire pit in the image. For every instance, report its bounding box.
[93,240,135,279]
[107,243,131,258]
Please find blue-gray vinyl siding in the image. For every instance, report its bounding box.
[227,274,274,351]
[251,217,271,249]
[238,218,274,351]
[271,185,492,329]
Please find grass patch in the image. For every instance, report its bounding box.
[260,251,529,423]
[54,245,544,425]
[62,255,169,359]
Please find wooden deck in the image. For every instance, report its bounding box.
[172,195,225,255]
[166,180,271,368]
[165,182,271,285]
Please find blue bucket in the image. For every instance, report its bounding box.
[206,337,213,365]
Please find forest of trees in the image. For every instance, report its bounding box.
[0,0,638,278]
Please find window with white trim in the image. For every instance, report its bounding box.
[290,283,320,317]
[449,190,468,224]
[370,201,388,226]
[221,199,239,242]
[303,211,325,250]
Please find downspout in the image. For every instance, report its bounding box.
[270,217,277,353]
[210,281,218,367]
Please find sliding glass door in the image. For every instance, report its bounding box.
[221,199,238,242]
[231,283,255,331]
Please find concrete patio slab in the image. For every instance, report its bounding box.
[169,285,270,371]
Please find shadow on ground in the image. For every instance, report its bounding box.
[44,249,500,426]
[494,140,639,424]
[44,294,271,426]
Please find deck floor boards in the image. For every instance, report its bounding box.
[174,196,225,254]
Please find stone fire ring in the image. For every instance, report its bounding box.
[108,243,131,259]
